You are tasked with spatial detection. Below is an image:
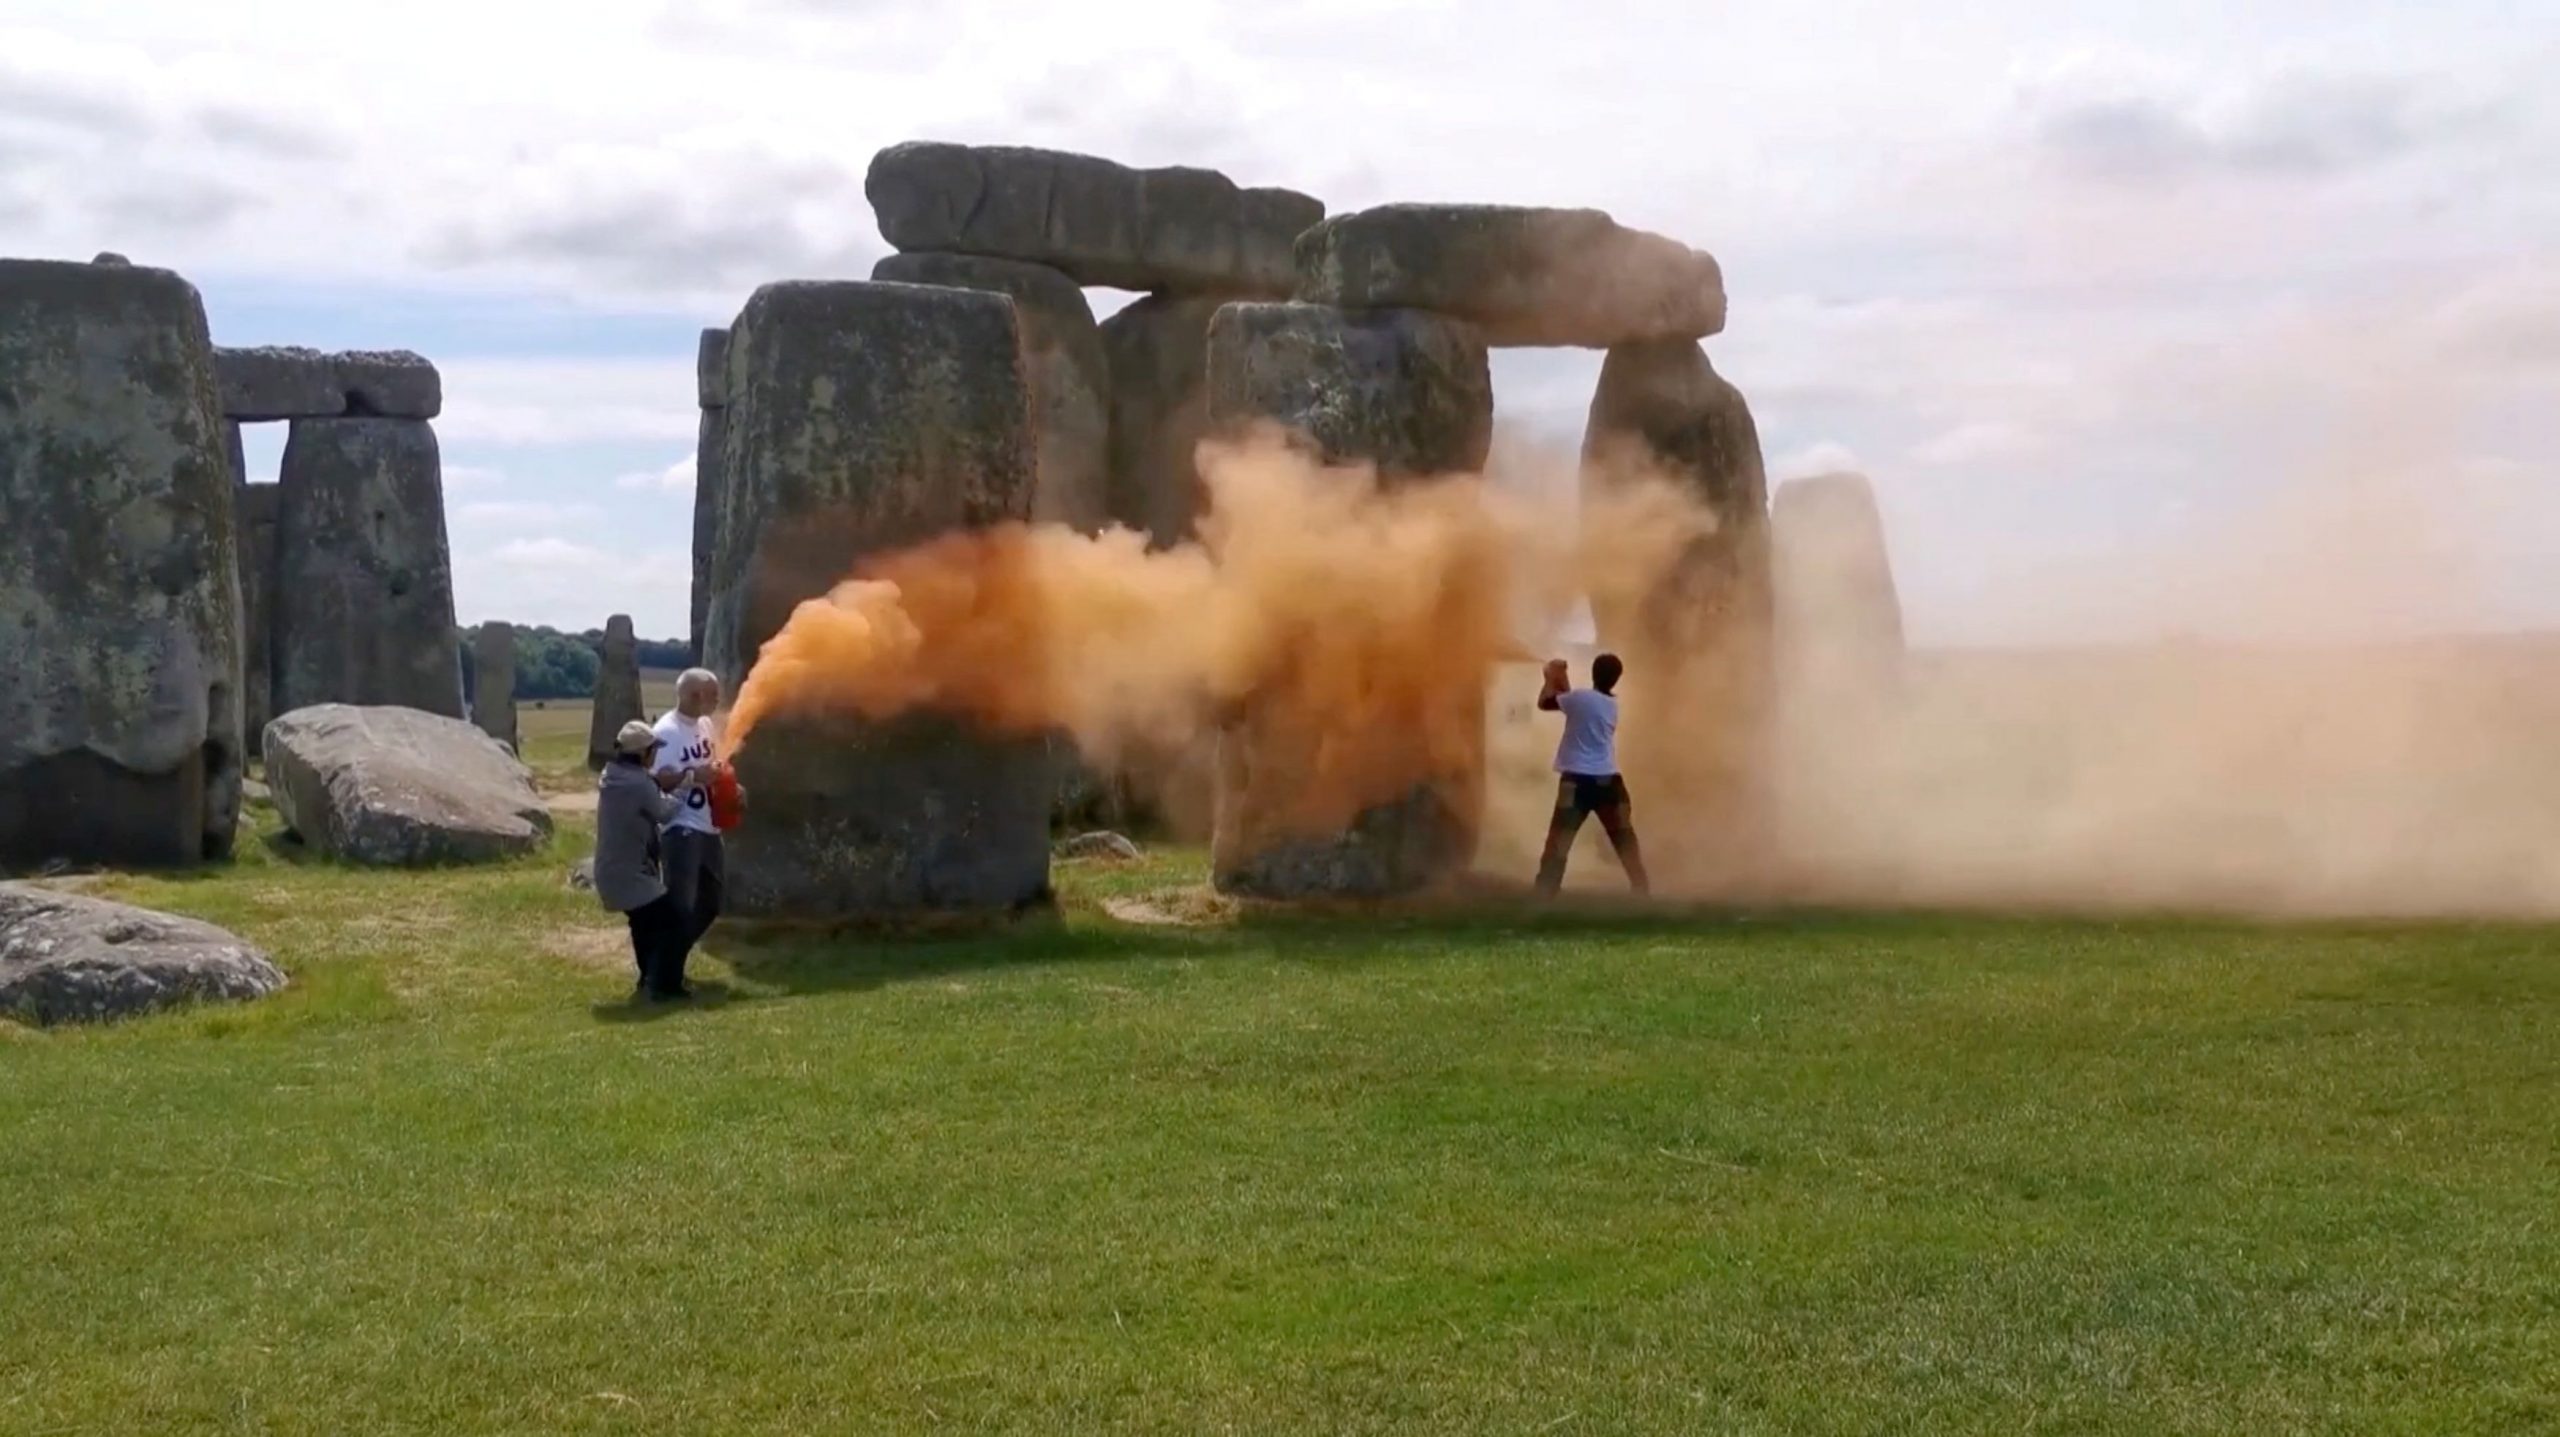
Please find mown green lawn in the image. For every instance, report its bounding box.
[3,808,2555,1434]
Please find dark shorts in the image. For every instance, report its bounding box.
[1555,773,1631,816]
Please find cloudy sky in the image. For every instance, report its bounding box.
[5,0,2554,644]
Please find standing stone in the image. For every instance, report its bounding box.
[1201,302,1495,898]
[872,256,1109,531]
[0,258,242,869]
[235,480,279,757]
[1205,302,1494,478]
[1100,294,1230,547]
[471,622,519,751]
[690,327,728,665]
[1296,204,1726,349]
[586,615,644,770]
[705,280,1049,919]
[1773,472,1904,700]
[866,141,1322,295]
[270,418,462,720]
[1581,340,1774,888]
[1581,340,1769,642]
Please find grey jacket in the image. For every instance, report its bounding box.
[594,757,676,913]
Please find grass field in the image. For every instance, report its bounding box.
[510,671,682,790]
[4,794,2556,1434]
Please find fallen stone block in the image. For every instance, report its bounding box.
[264,704,551,866]
[0,884,286,1026]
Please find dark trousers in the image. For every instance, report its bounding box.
[624,893,689,995]
[662,828,726,949]
[1535,773,1650,896]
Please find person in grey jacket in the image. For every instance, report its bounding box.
[594,719,702,1001]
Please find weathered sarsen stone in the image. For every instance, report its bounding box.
[1772,471,1903,697]
[1,884,285,1025]
[690,327,729,664]
[867,141,1323,295]
[235,480,279,756]
[271,418,462,719]
[265,704,550,865]
[471,621,519,751]
[1582,339,1773,888]
[873,253,1109,531]
[1297,204,1726,349]
[706,279,1051,919]
[0,258,243,869]
[1206,302,1493,478]
[1101,293,1229,548]
[215,346,443,421]
[696,325,729,409]
[1202,301,1494,898]
[586,614,644,770]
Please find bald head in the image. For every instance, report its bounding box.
[676,668,721,718]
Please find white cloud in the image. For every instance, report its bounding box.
[614,454,695,493]
[454,500,601,527]
[1907,421,2041,468]
[435,358,695,447]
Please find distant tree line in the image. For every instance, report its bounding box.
[456,625,688,702]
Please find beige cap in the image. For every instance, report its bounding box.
[613,720,658,756]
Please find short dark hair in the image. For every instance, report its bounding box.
[1592,652,1624,692]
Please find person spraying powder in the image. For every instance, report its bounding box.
[1533,653,1649,897]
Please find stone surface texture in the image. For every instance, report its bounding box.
[1582,340,1775,888]
[586,615,644,770]
[471,621,519,751]
[270,417,461,719]
[264,704,551,865]
[1200,301,1494,898]
[235,480,279,756]
[1206,302,1493,479]
[214,346,442,421]
[872,252,1109,531]
[0,883,285,1025]
[867,140,1322,295]
[1773,471,1904,694]
[1100,293,1230,547]
[1058,831,1142,862]
[706,279,1049,918]
[0,258,243,870]
[1296,204,1726,348]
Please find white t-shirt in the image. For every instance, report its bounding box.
[651,710,719,833]
[1552,688,1619,777]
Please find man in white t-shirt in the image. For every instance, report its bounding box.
[651,668,728,969]
[1533,652,1649,896]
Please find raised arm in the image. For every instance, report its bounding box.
[1537,658,1569,712]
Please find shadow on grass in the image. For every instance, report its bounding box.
[587,979,744,1023]
[690,891,1805,1005]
